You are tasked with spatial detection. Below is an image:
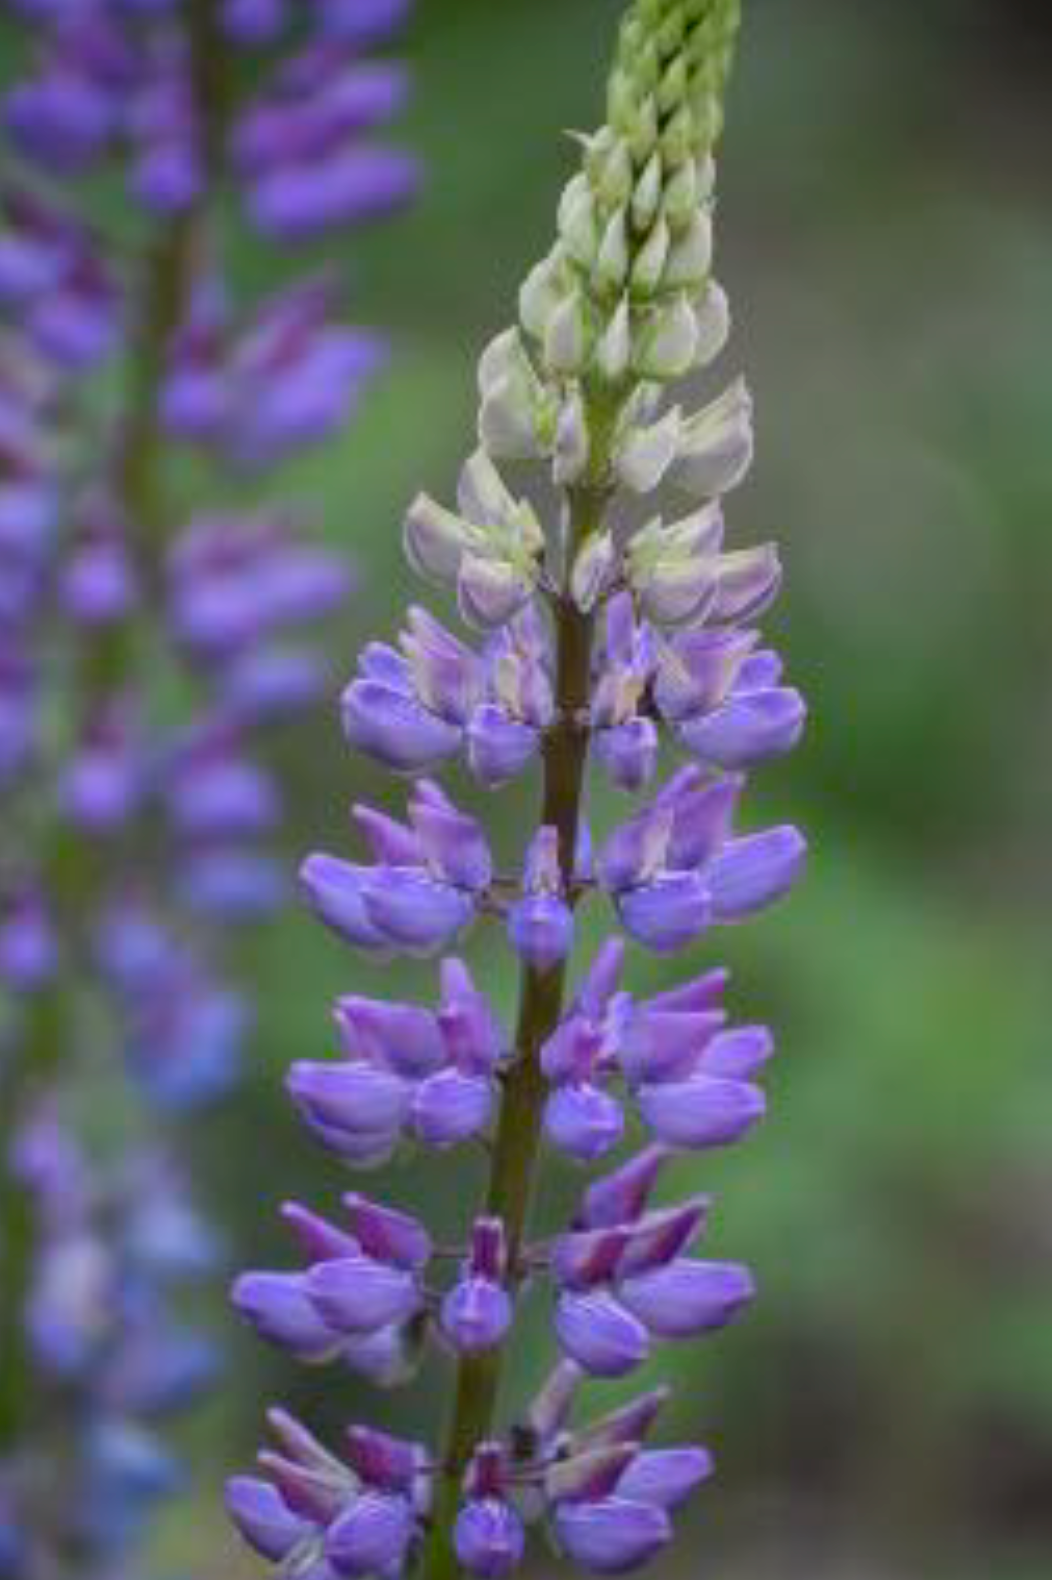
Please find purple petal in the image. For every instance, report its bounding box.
[225,1475,310,1562]
[454,1497,525,1578]
[325,1491,413,1578]
[618,1259,755,1338]
[577,1146,668,1231]
[544,1084,624,1163]
[287,1061,410,1136]
[231,1272,338,1361]
[467,704,539,787]
[334,996,445,1079]
[553,1497,671,1574]
[616,1447,714,1510]
[555,1291,649,1378]
[306,1255,420,1335]
[343,1194,432,1271]
[638,1075,764,1149]
[616,874,710,954]
[440,1277,513,1354]
[412,1069,493,1148]
[697,1025,774,1079]
[706,826,807,921]
[507,894,573,971]
[342,679,463,772]
[362,869,475,954]
[678,687,806,769]
[300,854,388,950]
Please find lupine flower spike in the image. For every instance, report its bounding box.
[0,1,415,1574]
[230,1,805,1576]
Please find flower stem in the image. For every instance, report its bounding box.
[422,464,611,1579]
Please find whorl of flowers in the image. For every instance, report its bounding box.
[0,1,415,1574]
[229,1,806,1577]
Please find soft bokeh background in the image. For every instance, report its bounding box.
[50,0,1052,1576]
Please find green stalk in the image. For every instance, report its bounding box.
[422,450,614,1580]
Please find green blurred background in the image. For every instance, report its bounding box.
[116,0,1052,1575]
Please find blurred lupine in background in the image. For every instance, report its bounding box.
[228,1,807,1575]
[0,1,415,1575]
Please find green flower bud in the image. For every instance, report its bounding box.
[544,289,591,376]
[663,209,713,291]
[520,248,570,342]
[595,208,630,293]
[595,298,632,384]
[478,331,553,461]
[662,158,700,230]
[631,152,663,234]
[631,216,671,298]
[558,175,599,269]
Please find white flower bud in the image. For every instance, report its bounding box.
[594,208,629,293]
[519,247,569,342]
[594,298,631,384]
[552,390,590,486]
[712,544,781,623]
[632,294,698,381]
[627,94,658,163]
[458,447,516,527]
[661,105,694,167]
[663,210,713,290]
[625,503,724,626]
[558,174,599,269]
[668,378,754,499]
[613,403,682,494]
[570,530,615,613]
[630,216,670,298]
[543,288,590,377]
[479,373,545,460]
[457,553,531,630]
[631,152,663,233]
[404,493,478,583]
[656,55,687,117]
[477,328,520,397]
[692,281,730,367]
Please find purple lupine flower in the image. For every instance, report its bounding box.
[232,4,802,1577]
[0,0,415,1571]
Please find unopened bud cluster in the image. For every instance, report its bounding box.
[230,3,805,1577]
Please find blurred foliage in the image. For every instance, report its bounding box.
[12,0,1049,1576]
